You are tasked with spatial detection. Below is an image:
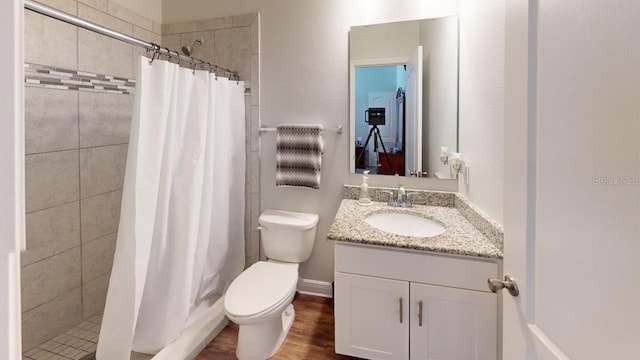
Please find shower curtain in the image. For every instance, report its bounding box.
[96,56,245,359]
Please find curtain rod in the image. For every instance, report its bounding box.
[24,0,240,80]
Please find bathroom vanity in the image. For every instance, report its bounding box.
[329,188,503,360]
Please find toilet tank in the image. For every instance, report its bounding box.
[259,209,319,263]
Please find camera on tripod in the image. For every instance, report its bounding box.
[366,108,386,126]
[357,107,395,174]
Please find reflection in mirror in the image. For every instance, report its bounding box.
[349,16,459,180]
[354,66,406,175]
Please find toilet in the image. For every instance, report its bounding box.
[224,209,319,360]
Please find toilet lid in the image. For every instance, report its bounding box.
[225,261,298,318]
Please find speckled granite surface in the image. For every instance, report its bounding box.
[328,199,503,259]
[342,184,504,252]
[454,194,504,252]
[343,184,455,207]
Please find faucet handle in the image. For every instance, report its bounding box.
[381,190,395,207]
[406,192,420,207]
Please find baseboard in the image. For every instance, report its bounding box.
[297,278,332,298]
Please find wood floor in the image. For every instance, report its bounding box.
[196,293,361,359]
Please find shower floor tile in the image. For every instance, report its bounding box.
[22,314,153,360]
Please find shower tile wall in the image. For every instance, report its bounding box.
[22,0,161,351]
[162,13,261,267]
[23,0,259,353]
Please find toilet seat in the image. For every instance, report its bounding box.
[224,261,298,320]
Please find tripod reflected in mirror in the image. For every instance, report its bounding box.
[356,108,395,174]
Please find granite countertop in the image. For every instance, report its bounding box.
[328,199,503,259]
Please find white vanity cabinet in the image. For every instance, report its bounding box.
[334,241,499,360]
[335,272,409,359]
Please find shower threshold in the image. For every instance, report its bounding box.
[22,314,153,360]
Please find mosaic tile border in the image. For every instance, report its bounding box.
[25,63,136,95]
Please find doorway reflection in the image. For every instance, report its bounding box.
[354,65,406,175]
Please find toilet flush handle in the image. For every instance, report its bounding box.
[257,226,267,231]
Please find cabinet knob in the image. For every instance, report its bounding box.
[487,275,520,297]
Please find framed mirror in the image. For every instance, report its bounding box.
[349,16,459,180]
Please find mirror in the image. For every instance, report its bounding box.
[349,17,459,179]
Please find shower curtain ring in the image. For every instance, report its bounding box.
[148,43,160,64]
[191,57,197,75]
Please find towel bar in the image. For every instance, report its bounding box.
[259,125,343,134]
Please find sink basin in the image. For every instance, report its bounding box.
[365,212,446,237]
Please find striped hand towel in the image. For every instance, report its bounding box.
[276,124,323,189]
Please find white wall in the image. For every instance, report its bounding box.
[1,0,24,358]
[111,0,162,23]
[162,0,504,283]
[458,0,505,224]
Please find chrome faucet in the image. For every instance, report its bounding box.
[383,184,411,208]
[397,183,406,206]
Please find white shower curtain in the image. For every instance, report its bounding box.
[96,56,245,359]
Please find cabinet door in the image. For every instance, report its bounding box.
[410,282,497,360]
[335,272,409,360]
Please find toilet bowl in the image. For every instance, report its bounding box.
[223,209,319,360]
[224,261,298,359]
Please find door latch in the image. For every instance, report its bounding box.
[487,275,520,297]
